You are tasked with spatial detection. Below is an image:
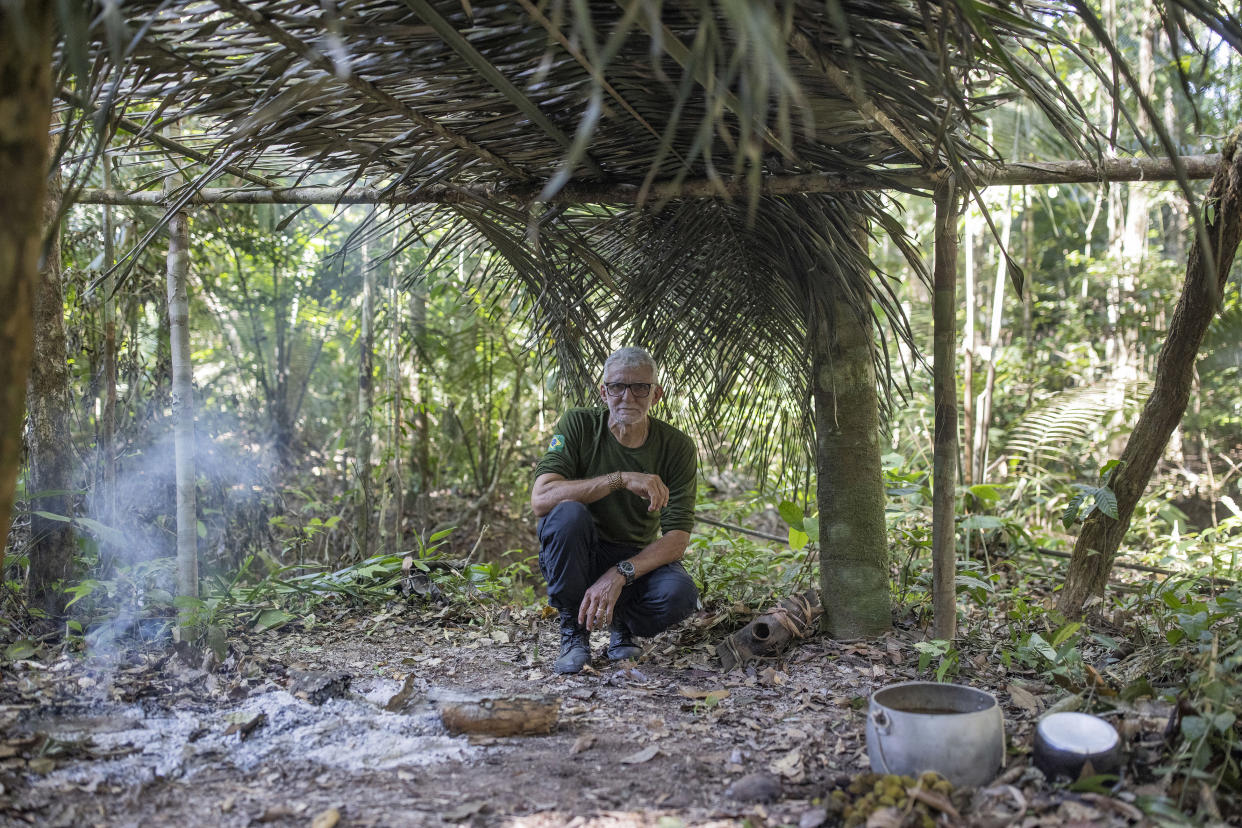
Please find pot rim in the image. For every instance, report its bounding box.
[870,680,999,715]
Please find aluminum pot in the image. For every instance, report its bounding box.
[866,681,1004,787]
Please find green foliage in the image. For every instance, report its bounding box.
[1061,461,1123,529]
[913,639,959,682]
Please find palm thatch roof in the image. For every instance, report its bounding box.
[63,0,1242,474]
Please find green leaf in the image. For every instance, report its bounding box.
[72,517,128,547]
[788,528,809,551]
[1051,622,1082,648]
[802,516,819,542]
[1093,487,1119,520]
[252,608,296,632]
[1026,632,1057,663]
[1062,494,1084,529]
[1069,774,1120,794]
[955,575,993,593]
[33,510,72,523]
[4,640,36,661]
[197,520,207,539]
[967,484,1001,503]
[1213,712,1236,733]
[429,527,455,543]
[777,501,804,530]
[1181,715,1208,741]
[960,514,1004,531]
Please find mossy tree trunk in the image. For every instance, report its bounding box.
[0,1,54,565]
[813,278,890,639]
[27,151,76,617]
[932,180,963,641]
[1058,131,1242,616]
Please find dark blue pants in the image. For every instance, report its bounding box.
[537,501,698,638]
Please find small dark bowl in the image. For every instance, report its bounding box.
[1032,712,1122,780]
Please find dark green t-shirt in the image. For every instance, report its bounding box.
[534,407,697,546]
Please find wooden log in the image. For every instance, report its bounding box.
[70,155,1221,207]
[438,694,560,737]
[717,589,822,670]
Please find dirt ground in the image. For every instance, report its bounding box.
[0,601,1179,827]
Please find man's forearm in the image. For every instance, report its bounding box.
[628,530,690,578]
[530,473,615,516]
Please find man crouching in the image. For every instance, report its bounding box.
[531,347,699,674]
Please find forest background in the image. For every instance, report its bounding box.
[2,0,1242,821]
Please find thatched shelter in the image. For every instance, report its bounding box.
[3,0,1239,632]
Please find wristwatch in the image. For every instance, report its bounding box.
[616,560,636,587]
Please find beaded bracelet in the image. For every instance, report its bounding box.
[608,470,624,492]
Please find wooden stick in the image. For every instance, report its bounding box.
[71,156,1221,206]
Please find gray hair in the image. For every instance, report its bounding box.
[603,346,658,381]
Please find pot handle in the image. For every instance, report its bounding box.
[871,708,891,735]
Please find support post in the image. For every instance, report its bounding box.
[932,178,962,641]
[356,241,375,559]
[166,210,198,606]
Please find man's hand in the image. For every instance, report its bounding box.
[623,472,669,512]
[578,569,625,631]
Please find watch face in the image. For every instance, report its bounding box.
[619,561,635,575]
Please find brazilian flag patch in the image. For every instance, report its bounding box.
[548,434,566,452]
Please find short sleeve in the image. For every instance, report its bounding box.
[534,410,584,480]
[658,433,697,535]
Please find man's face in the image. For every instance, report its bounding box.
[599,363,663,426]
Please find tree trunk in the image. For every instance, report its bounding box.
[974,186,1016,481]
[813,257,890,639]
[387,248,403,557]
[27,150,76,617]
[356,242,376,559]
[961,211,977,488]
[932,181,962,641]
[1058,131,1242,616]
[101,151,118,529]
[0,1,54,565]
[409,285,432,514]
[166,211,198,604]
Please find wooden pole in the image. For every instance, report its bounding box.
[101,150,118,529]
[356,241,375,560]
[932,178,962,641]
[71,155,1222,207]
[166,210,198,608]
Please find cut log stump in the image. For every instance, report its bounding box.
[438,693,560,737]
[717,588,822,670]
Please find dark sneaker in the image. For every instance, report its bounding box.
[554,614,591,674]
[606,620,642,661]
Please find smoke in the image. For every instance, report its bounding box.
[79,415,276,662]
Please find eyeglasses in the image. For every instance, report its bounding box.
[603,382,653,398]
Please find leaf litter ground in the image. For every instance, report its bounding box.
[0,602,1179,827]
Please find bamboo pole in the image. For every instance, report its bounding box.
[932,178,962,641]
[166,210,198,607]
[72,156,1222,207]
